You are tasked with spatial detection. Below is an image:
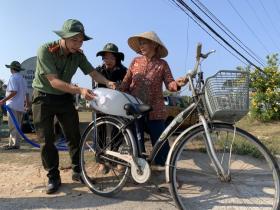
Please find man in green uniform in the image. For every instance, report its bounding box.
[32,19,116,194]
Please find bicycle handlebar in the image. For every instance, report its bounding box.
[188,43,203,78]
[187,43,216,78]
[201,50,216,59]
[196,43,202,62]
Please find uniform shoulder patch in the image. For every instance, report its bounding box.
[48,43,60,53]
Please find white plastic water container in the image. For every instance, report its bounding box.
[90,88,143,119]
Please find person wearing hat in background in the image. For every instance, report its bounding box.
[32,19,116,194]
[0,61,29,150]
[120,31,187,168]
[93,43,127,88]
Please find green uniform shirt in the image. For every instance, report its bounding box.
[32,40,94,95]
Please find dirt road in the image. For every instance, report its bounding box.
[1,112,279,210]
[0,144,178,210]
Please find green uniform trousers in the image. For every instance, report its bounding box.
[32,89,81,179]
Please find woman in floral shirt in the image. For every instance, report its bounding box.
[120,31,187,166]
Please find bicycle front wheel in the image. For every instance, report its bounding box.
[169,123,280,210]
[80,116,135,197]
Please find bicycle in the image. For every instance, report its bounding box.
[79,43,280,210]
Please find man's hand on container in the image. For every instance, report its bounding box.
[80,88,96,100]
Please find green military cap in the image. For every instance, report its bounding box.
[53,19,92,41]
[96,43,124,61]
[5,61,25,71]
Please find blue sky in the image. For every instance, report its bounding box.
[1,0,280,95]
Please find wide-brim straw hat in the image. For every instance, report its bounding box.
[128,31,168,58]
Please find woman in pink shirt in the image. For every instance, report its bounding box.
[120,31,187,166]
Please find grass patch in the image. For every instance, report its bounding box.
[237,115,280,155]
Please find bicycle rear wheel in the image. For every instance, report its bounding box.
[80,116,135,197]
[169,123,280,210]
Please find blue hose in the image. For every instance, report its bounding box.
[2,105,68,151]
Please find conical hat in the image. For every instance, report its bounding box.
[128,31,168,58]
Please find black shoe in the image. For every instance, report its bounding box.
[46,177,61,194]
[72,172,84,184]
[3,145,20,150]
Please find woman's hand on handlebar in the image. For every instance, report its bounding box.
[168,76,188,92]
[176,76,188,87]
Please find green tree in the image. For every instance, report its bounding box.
[249,54,280,121]
[163,90,180,97]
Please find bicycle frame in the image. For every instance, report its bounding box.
[149,98,227,180]
[148,102,197,163]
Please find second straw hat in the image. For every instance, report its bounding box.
[128,31,168,58]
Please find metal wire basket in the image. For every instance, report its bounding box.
[203,70,249,123]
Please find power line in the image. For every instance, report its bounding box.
[245,0,280,52]
[191,0,265,67]
[163,0,191,70]
[169,0,248,66]
[184,16,190,70]
[258,0,280,38]
[226,0,270,54]
[170,0,260,69]
[273,0,280,16]
[163,0,181,11]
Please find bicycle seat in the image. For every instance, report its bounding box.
[124,103,152,116]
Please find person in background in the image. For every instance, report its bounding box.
[32,19,116,194]
[0,82,5,130]
[0,61,29,150]
[120,31,187,167]
[93,43,127,88]
[1,84,8,117]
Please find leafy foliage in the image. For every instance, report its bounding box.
[248,54,280,121]
[0,79,5,97]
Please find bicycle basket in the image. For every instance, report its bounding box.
[203,70,249,123]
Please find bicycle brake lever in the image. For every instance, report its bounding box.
[200,50,216,59]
